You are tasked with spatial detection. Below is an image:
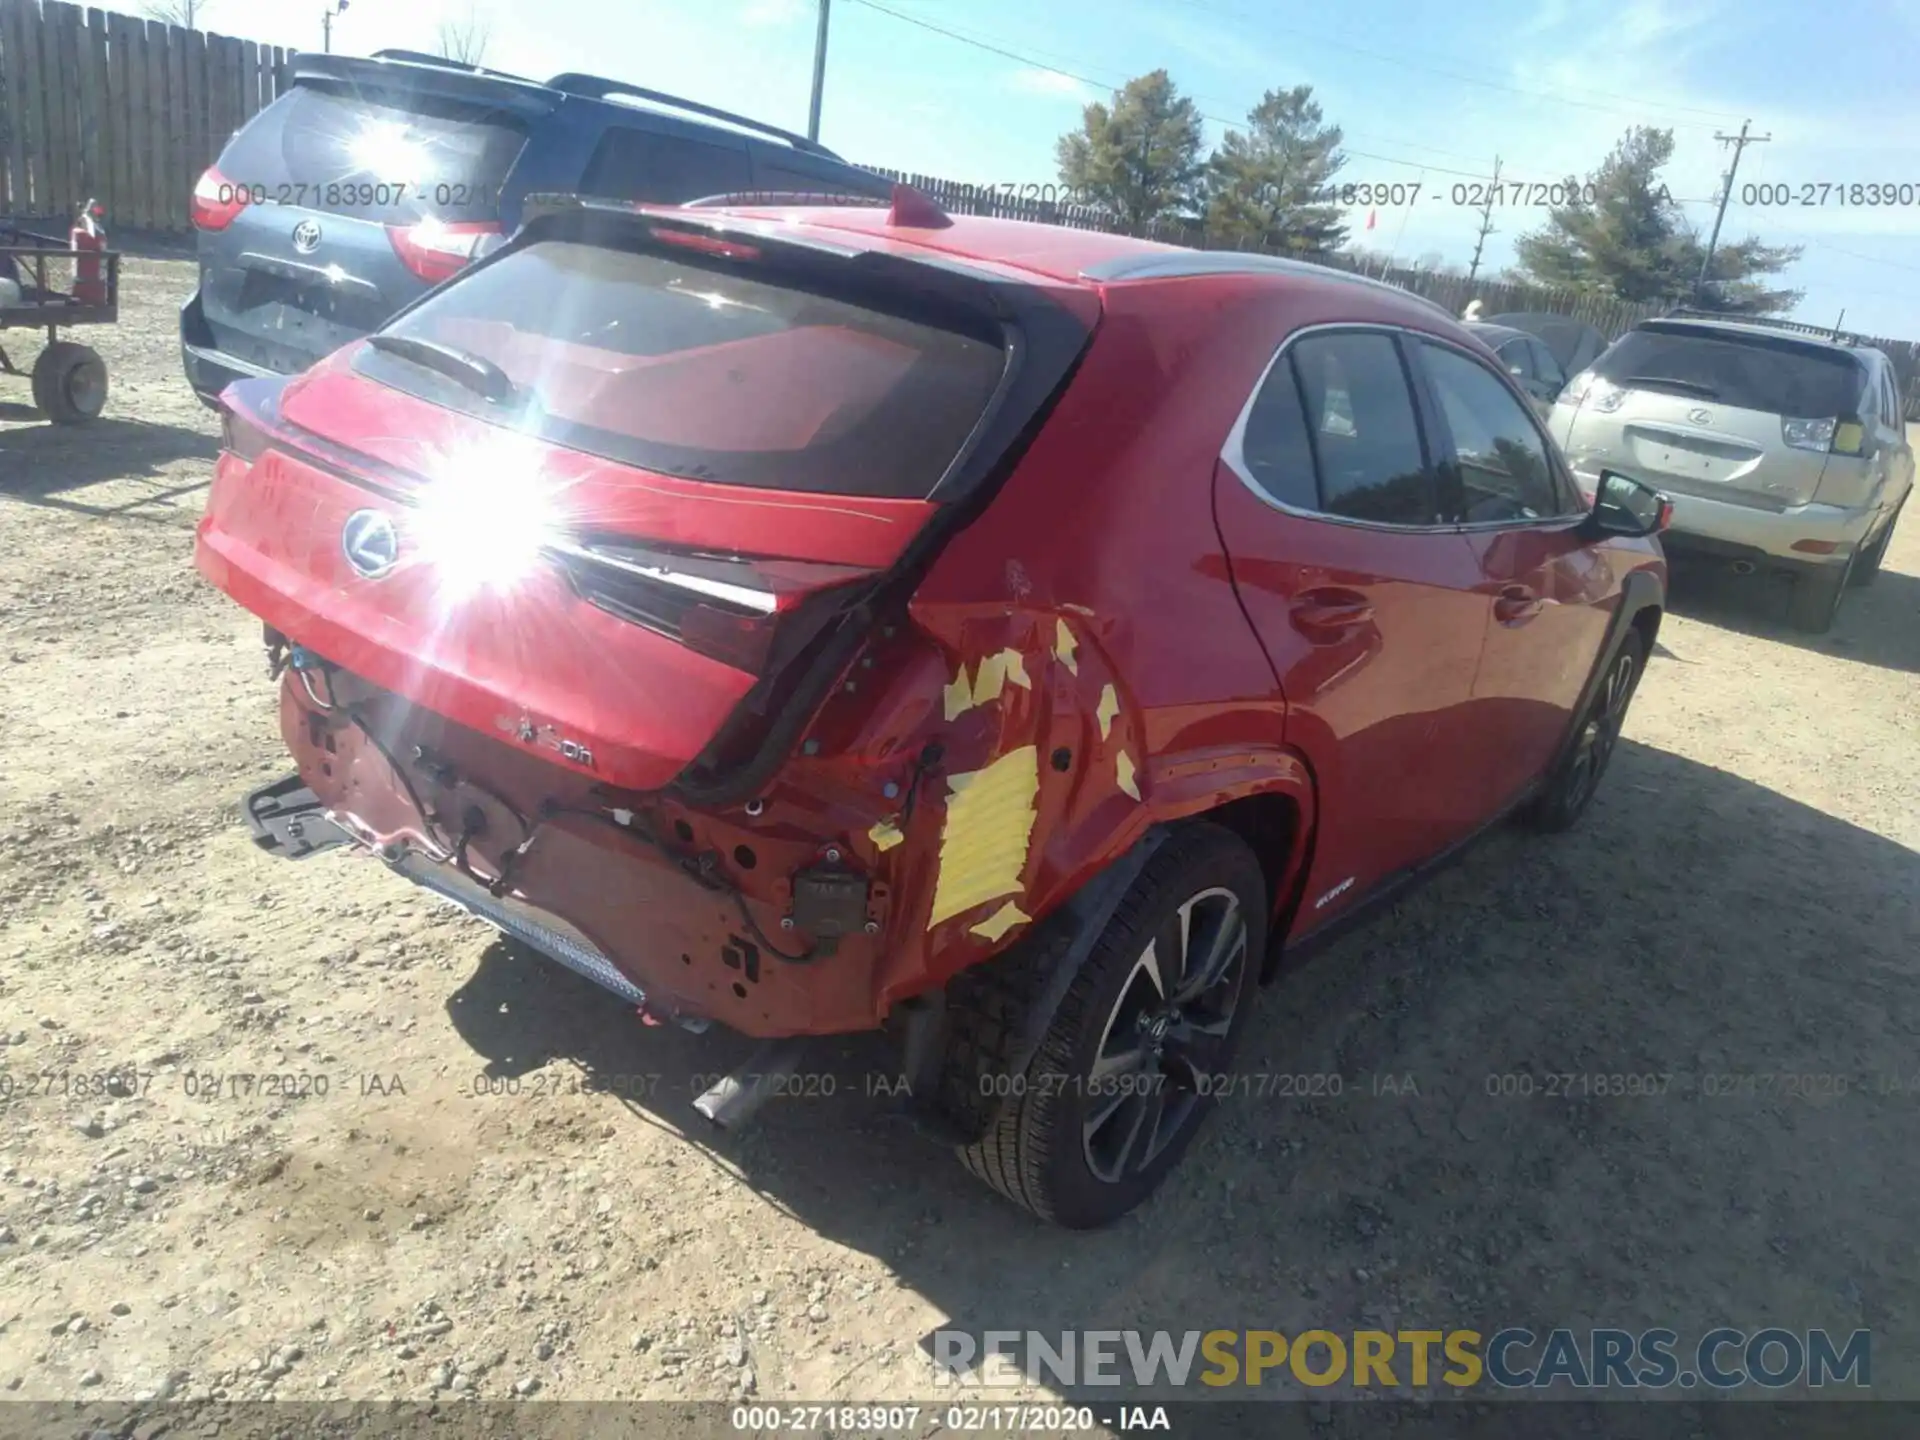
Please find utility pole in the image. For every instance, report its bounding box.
[806,0,831,143]
[1466,155,1501,285]
[1696,119,1770,301]
[322,0,349,53]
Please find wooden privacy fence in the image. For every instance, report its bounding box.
[0,0,292,230]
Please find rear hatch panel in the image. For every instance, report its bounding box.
[198,203,1098,798]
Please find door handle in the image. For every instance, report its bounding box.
[1493,584,1543,624]
[1290,588,1375,639]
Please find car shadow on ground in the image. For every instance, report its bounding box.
[439,736,1920,1406]
[0,416,217,518]
[1663,554,1920,674]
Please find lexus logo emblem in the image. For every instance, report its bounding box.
[1687,407,1713,425]
[291,219,322,254]
[341,510,399,579]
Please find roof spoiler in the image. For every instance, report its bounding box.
[292,52,561,119]
[544,73,839,157]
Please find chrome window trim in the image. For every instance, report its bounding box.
[1219,321,1448,534]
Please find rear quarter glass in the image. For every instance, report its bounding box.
[352,235,1010,499]
[1595,330,1867,418]
[216,85,528,223]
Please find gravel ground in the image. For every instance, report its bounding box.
[1,259,1917,1424]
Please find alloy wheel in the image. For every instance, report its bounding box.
[1563,647,1638,815]
[1081,886,1248,1184]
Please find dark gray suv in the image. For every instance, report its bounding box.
[180,49,890,403]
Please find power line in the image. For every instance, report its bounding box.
[1161,0,1748,131]
[842,0,1593,187]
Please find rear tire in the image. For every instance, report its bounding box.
[31,342,108,424]
[955,825,1267,1228]
[1849,501,1902,588]
[1787,556,1852,633]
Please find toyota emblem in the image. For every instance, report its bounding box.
[341,510,399,579]
[1687,407,1713,425]
[291,218,323,254]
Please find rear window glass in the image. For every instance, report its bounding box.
[359,236,1008,498]
[217,85,527,222]
[1595,328,1867,418]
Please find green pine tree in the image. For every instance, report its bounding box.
[1202,85,1349,256]
[1513,126,1802,314]
[1055,70,1205,230]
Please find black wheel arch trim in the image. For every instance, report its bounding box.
[1549,566,1661,779]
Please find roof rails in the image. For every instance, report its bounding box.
[545,73,837,157]
[683,183,952,229]
[1660,306,1864,346]
[1081,250,1457,319]
[684,191,884,209]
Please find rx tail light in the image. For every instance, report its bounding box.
[549,540,873,676]
[216,376,287,464]
[191,167,248,231]
[1782,416,1838,454]
[386,220,505,284]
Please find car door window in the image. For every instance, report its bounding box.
[1495,340,1532,382]
[579,127,753,203]
[1526,339,1565,391]
[1421,341,1566,523]
[1291,332,1435,525]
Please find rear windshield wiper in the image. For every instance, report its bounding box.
[366,333,523,407]
[1619,374,1719,398]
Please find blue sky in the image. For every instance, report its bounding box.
[205,0,1920,335]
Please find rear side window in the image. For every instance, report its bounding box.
[1236,331,1436,525]
[1595,328,1868,418]
[579,128,753,203]
[1291,333,1433,525]
[1494,340,1531,380]
[361,236,1008,498]
[217,85,527,222]
[1421,342,1565,522]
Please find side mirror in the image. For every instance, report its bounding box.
[1584,472,1671,539]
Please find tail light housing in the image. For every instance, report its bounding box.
[387,220,505,284]
[191,167,248,231]
[1782,416,1838,454]
[549,540,873,676]
[217,378,285,464]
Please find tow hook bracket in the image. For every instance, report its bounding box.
[789,865,869,950]
[243,773,349,861]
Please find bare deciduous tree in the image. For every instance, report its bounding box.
[436,6,492,66]
[142,0,213,29]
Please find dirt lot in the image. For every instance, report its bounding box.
[1,259,1917,1421]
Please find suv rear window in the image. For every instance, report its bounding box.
[1595,328,1867,419]
[217,85,528,223]
[358,236,1009,498]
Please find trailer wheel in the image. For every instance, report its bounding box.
[31,342,108,424]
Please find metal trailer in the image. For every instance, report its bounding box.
[0,221,122,424]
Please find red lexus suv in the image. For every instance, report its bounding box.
[195,188,1669,1227]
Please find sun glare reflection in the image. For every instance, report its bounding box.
[347,120,431,181]
[410,440,565,604]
